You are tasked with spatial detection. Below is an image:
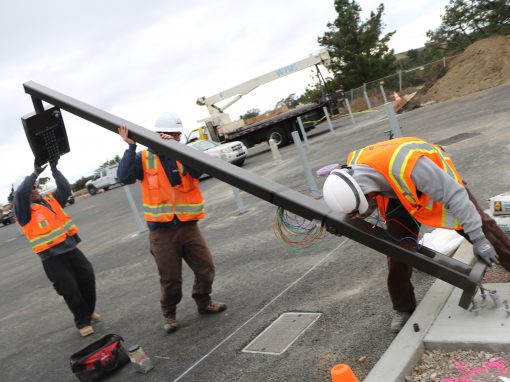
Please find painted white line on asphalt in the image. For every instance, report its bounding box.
[173,239,348,382]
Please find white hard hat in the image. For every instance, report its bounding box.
[322,168,369,214]
[153,112,183,133]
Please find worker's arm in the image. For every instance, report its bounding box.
[412,157,497,266]
[181,164,203,179]
[51,161,72,206]
[411,156,483,241]
[14,174,37,226]
[117,126,143,183]
[117,145,143,184]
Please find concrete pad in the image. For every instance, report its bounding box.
[425,283,510,352]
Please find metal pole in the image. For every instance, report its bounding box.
[22,81,486,310]
[379,83,388,104]
[322,107,335,133]
[398,70,402,92]
[291,131,319,198]
[296,117,310,149]
[384,102,402,138]
[269,138,283,165]
[363,84,372,110]
[343,98,356,125]
[123,184,147,233]
[232,187,247,214]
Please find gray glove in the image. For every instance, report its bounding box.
[472,237,498,266]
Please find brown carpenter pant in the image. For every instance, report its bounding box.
[386,188,510,313]
[149,221,215,318]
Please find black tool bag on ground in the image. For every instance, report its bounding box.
[70,333,130,382]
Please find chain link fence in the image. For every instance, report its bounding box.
[342,55,459,113]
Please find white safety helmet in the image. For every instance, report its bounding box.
[322,168,369,214]
[153,112,183,133]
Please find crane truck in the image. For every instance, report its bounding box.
[196,49,339,148]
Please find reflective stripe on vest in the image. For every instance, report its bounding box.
[387,141,461,205]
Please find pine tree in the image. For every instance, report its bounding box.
[317,0,397,90]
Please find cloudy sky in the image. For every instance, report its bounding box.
[0,0,450,204]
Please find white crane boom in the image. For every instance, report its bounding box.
[196,49,331,124]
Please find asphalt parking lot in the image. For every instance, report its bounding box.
[1,84,509,382]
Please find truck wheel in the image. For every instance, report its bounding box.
[267,127,287,147]
[87,185,97,195]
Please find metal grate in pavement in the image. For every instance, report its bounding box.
[242,312,321,355]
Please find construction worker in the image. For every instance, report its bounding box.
[322,136,510,332]
[117,112,226,334]
[14,159,99,337]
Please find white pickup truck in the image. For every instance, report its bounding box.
[85,165,122,195]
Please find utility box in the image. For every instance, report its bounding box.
[21,106,70,165]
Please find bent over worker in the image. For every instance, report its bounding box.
[14,159,99,337]
[322,137,510,332]
[117,112,226,334]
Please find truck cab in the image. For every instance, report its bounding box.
[85,165,122,195]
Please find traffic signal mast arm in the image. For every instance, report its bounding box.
[23,80,484,310]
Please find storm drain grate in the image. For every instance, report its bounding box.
[242,312,321,355]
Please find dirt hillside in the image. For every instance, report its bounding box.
[423,35,510,102]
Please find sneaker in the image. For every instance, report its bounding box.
[163,316,178,333]
[390,311,411,333]
[91,312,101,323]
[198,301,227,315]
[79,325,94,337]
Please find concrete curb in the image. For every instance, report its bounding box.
[364,239,474,382]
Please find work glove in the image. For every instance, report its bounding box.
[472,237,498,267]
[34,159,48,176]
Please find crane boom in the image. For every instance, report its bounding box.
[196,49,331,121]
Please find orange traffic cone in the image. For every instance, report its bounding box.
[331,364,359,382]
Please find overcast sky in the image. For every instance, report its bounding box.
[0,0,450,205]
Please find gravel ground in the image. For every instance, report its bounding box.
[406,264,510,382]
[406,349,510,381]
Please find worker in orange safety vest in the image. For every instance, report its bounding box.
[14,159,99,337]
[322,137,510,332]
[117,112,226,334]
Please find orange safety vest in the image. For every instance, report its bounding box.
[141,151,205,222]
[347,137,464,230]
[21,193,79,254]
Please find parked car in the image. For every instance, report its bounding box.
[187,140,247,166]
[1,209,16,226]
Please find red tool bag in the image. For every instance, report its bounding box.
[70,334,130,382]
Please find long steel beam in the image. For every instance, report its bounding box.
[23,81,484,309]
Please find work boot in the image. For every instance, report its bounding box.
[163,316,178,333]
[390,311,411,333]
[198,301,227,315]
[79,325,94,337]
[91,312,101,323]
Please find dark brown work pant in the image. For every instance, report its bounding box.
[386,188,510,313]
[149,221,215,318]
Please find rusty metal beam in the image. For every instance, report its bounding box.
[23,81,484,309]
